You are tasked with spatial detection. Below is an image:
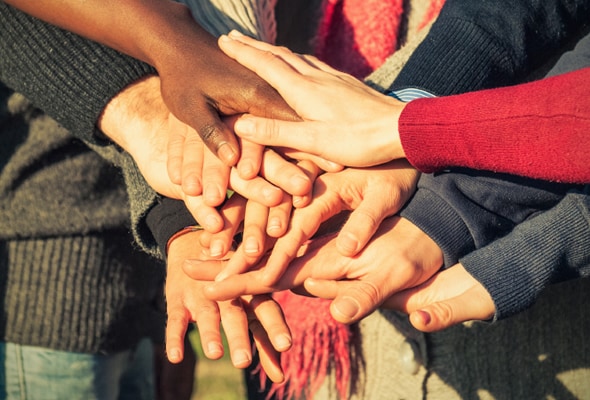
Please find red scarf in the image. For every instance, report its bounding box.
[259,1,445,398]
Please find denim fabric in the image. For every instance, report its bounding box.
[0,338,155,400]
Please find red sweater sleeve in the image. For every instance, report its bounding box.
[399,67,590,183]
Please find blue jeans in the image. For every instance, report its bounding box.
[0,338,155,400]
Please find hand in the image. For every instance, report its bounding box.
[218,30,408,167]
[5,0,300,167]
[211,160,420,287]
[384,263,496,332]
[99,75,311,232]
[187,217,443,325]
[165,230,290,383]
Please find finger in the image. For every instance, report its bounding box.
[201,145,230,207]
[249,319,284,383]
[183,259,225,281]
[241,200,270,259]
[193,104,240,167]
[233,115,325,160]
[276,147,344,173]
[214,201,272,281]
[165,304,190,364]
[266,192,292,239]
[236,138,264,180]
[259,149,312,197]
[180,129,205,196]
[192,298,225,360]
[260,189,340,285]
[167,129,186,185]
[206,194,245,258]
[304,278,385,324]
[336,191,394,257]
[291,159,320,208]
[408,287,495,332]
[228,168,283,207]
[247,295,292,352]
[219,299,253,368]
[221,31,319,78]
[183,195,224,233]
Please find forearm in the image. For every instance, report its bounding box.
[399,68,590,183]
[0,2,156,142]
[3,0,210,71]
[400,171,579,267]
[460,187,590,319]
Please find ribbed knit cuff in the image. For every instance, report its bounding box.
[0,3,156,144]
[400,187,474,267]
[146,197,198,258]
[460,190,590,320]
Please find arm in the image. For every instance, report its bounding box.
[459,186,590,319]
[382,0,590,95]
[3,0,297,166]
[398,67,590,183]
[387,186,590,331]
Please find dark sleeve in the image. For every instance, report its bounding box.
[400,170,580,267]
[146,198,198,259]
[460,186,590,320]
[388,0,590,95]
[0,2,156,143]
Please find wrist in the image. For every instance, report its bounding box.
[98,75,160,150]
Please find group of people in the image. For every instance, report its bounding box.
[0,0,588,399]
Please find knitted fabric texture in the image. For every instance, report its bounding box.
[315,0,444,79]
[257,1,444,398]
[180,0,277,42]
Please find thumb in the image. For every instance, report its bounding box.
[194,108,241,166]
[305,279,384,324]
[408,287,495,332]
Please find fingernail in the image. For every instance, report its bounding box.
[168,348,181,362]
[232,350,251,367]
[217,142,238,165]
[417,310,431,325]
[207,342,224,358]
[205,215,220,231]
[235,118,254,137]
[228,30,244,38]
[209,240,224,258]
[219,34,232,42]
[333,296,360,321]
[244,236,259,254]
[337,232,359,255]
[275,334,292,351]
[267,217,282,234]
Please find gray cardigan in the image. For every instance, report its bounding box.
[0,5,165,353]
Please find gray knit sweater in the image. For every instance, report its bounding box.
[0,5,165,353]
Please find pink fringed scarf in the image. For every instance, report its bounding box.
[257,1,445,398]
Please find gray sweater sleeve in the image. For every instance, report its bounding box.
[0,3,162,257]
[0,2,156,143]
[461,187,590,320]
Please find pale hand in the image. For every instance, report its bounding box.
[219,30,408,167]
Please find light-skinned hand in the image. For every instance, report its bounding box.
[166,229,290,383]
[185,217,444,325]
[4,0,299,168]
[218,30,408,167]
[210,160,419,288]
[99,75,312,233]
[384,263,495,332]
